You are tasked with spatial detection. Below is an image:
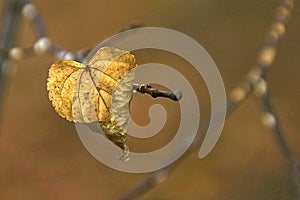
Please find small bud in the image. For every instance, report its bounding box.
[276,6,291,22]
[271,22,286,38]
[55,50,66,60]
[55,50,74,60]
[258,47,276,66]
[34,37,51,54]
[22,4,37,20]
[8,47,24,60]
[55,50,75,60]
[247,68,262,85]
[261,112,276,128]
[254,79,268,97]
[63,52,75,60]
[230,87,246,102]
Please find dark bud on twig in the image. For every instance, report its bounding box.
[134,84,182,101]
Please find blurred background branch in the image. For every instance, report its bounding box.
[0,0,24,122]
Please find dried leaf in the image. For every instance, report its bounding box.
[47,47,137,159]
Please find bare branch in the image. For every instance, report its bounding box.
[0,0,27,122]
[259,88,300,199]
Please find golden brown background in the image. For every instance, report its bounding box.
[0,0,299,199]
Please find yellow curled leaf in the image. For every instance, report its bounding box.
[47,47,137,159]
[47,60,83,121]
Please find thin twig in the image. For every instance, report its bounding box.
[260,89,300,199]
[251,0,299,197]
[0,0,25,122]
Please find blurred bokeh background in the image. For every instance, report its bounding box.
[0,0,299,199]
